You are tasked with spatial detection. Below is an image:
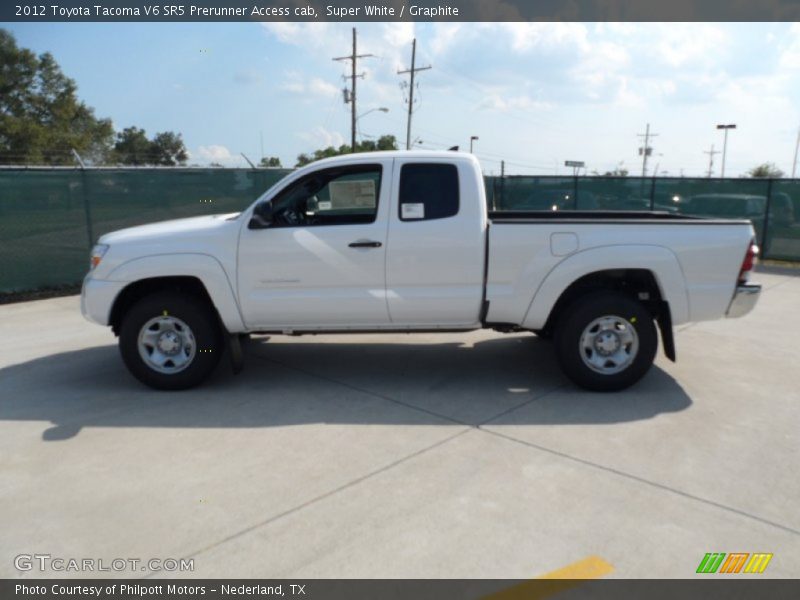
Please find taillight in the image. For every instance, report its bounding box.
[738,239,758,283]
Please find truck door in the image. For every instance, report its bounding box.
[385,159,487,326]
[237,161,392,328]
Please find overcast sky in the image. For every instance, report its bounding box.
[6,22,800,176]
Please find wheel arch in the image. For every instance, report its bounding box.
[523,246,687,361]
[523,245,689,330]
[109,276,214,335]
[106,254,245,335]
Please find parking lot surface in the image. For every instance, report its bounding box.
[1,268,798,579]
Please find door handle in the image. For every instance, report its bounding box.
[348,240,382,248]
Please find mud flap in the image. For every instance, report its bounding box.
[228,333,244,375]
[656,302,676,362]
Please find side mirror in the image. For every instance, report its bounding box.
[248,202,273,229]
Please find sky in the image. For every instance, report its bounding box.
[5,21,800,176]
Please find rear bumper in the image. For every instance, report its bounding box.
[726,283,761,318]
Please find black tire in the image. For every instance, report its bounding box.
[119,291,223,390]
[554,291,657,392]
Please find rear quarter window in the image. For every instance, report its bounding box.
[399,163,459,221]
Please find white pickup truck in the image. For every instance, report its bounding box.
[81,151,761,391]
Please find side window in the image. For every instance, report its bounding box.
[399,163,460,221]
[270,165,381,227]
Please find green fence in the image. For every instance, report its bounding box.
[486,175,800,262]
[0,168,292,293]
[1,168,799,293]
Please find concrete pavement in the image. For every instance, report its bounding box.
[1,268,798,579]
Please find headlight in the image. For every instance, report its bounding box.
[90,244,109,270]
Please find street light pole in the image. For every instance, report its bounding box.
[357,107,389,120]
[470,136,479,153]
[355,107,389,142]
[792,126,800,179]
[717,124,737,178]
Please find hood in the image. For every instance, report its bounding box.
[98,213,240,245]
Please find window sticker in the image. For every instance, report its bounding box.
[401,203,425,219]
[328,179,376,209]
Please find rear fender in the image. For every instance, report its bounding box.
[522,245,690,330]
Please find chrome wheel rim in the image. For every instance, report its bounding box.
[579,315,639,375]
[137,316,196,374]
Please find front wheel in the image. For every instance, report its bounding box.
[554,291,657,392]
[119,291,223,390]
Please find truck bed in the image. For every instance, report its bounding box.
[485,214,756,329]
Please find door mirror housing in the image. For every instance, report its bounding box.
[248,201,274,229]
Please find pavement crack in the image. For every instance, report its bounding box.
[251,351,470,427]
[479,428,800,537]
[477,383,567,427]
[145,427,470,577]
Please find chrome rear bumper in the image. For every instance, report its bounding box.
[726,283,761,318]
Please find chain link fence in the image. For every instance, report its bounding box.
[1,168,798,293]
[486,175,800,262]
[0,167,291,293]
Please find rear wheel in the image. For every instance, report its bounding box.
[554,291,657,391]
[119,291,223,390]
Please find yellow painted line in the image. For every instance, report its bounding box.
[483,556,614,600]
[537,555,615,579]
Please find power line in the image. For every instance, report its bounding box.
[333,27,375,152]
[398,38,432,150]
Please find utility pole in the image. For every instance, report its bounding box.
[333,28,374,152]
[398,38,431,150]
[792,126,800,179]
[704,144,720,178]
[637,123,658,177]
[716,123,736,178]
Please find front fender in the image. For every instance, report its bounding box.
[522,245,690,329]
[106,253,246,332]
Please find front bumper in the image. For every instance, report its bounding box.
[726,283,761,318]
[81,276,128,326]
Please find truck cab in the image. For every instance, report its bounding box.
[238,153,486,330]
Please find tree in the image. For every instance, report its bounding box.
[112,128,188,166]
[150,131,188,166]
[748,163,784,178]
[259,156,282,168]
[294,134,399,167]
[0,29,114,165]
[376,134,398,151]
[113,127,151,165]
